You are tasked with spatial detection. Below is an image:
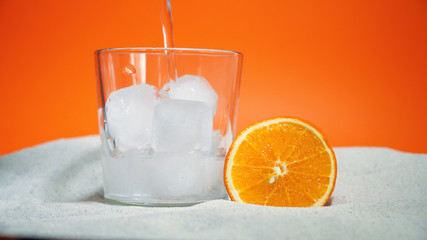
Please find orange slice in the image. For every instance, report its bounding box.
[224,117,337,207]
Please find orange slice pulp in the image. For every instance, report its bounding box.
[224,117,337,207]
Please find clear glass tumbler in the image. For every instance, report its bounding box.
[95,48,243,206]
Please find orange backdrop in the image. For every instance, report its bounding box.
[0,0,426,155]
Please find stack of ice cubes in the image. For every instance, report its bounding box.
[103,75,228,199]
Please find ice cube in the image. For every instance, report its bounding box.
[105,84,157,151]
[103,149,152,197]
[222,121,234,153]
[164,74,218,115]
[144,152,204,197]
[201,156,227,195]
[211,122,234,156]
[152,99,212,152]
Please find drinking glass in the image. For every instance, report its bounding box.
[95,48,243,206]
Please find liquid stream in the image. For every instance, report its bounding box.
[160,0,178,82]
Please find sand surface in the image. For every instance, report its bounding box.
[0,136,426,239]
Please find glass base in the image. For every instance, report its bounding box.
[104,193,229,207]
[101,150,228,207]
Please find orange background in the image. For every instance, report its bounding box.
[0,0,426,155]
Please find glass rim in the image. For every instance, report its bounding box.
[95,47,243,56]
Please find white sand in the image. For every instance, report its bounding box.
[0,136,426,239]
